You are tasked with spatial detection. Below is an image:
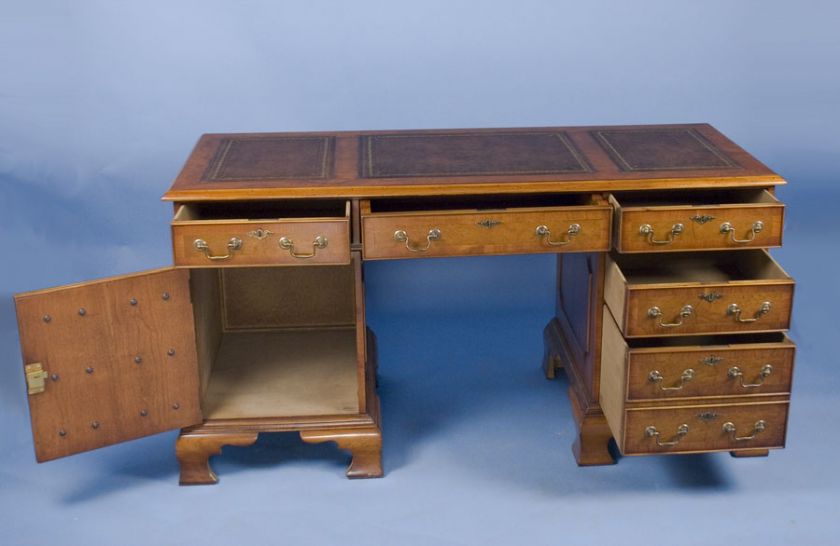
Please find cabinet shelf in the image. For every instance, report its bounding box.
[202,328,359,420]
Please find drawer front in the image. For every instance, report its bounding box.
[361,206,611,260]
[612,191,784,253]
[624,283,793,337]
[623,401,788,455]
[627,341,795,400]
[172,219,350,267]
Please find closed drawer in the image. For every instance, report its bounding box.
[605,250,794,337]
[620,401,788,455]
[360,195,611,260]
[172,201,350,267]
[610,189,784,253]
[601,306,795,402]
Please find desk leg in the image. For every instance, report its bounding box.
[542,323,564,380]
[569,386,616,466]
[300,426,383,479]
[175,430,259,485]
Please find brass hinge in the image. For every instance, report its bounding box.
[25,363,48,395]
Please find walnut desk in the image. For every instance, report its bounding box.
[14,124,795,485]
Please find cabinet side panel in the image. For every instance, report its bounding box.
[556,252,606,402]
[599,306,629,450]
[353,252,367,412]
[190,269,223,403]
[603,255,627,331]
[557,253,594,367]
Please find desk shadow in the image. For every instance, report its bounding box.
[369,311,736,495]
[0,297,26,412]
[60,433,181,504]
[659,453,732,489]
[62,432,349,504]
[60,309,735,502]
[435,370,735,496]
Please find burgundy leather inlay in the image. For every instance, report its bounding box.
[592,128,739,171]
[202,136,334,181]
[360,132,591,178]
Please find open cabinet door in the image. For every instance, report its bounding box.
[14,267,202,462]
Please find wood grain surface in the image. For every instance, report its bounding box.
[361,200,611,259]
[15,268,202,461]
[172,202,350,267]
[164,124,784,201]
[611,189,784,252]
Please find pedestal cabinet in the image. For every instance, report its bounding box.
[14,124,795,484]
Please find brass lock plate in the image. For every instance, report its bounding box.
[25,363,48,395]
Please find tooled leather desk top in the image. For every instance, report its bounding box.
[164,124,783,201]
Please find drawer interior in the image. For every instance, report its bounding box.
[610,189,778,208]
[175,199,348,221]
[189,264,359,420]
[613,250,791,284]
[625,331,790,350]
[366,193,601,214]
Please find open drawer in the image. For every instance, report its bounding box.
[600,306,791,455]
[172,201,350,267]
[612,400,789,456]
[609,189,784,253]
[605,250,794,337]
[360,194,611,260]
[601,307,795,402]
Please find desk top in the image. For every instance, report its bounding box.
[164,124,783,201]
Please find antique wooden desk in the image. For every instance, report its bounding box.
[14,124,795,484]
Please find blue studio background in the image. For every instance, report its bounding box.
[1,1,838,544]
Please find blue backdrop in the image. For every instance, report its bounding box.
[1,1,838,544]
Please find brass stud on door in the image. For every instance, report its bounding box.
[58,429,67,437]
[161,292,170,301]
[85,367,94,374]
[134,356,142,364]
[167,348,176,357]
[172,402,180,410]
[91,421,100,430]
[129,298,138,306]
[42,315,51,323]
[139,409,148,417]
[78,308,86,316]
[50,373,60,382]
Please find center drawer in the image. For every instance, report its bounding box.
[605,250,794,337]
[609,189,784,253]
[172,201,350,267]
[360,195,611,260]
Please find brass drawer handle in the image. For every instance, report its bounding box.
[193,237,242,261]
[639,223,684,245]
[394,228,441,252]
[722,420,767,441]
[278,235,328,259]
[727,301,771,323]
[647,304,694,328]
[720,220,764,244]
[535,223,581,246]
[648,368,695,391]
[645,423,689,447]
[728,364,773,388]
